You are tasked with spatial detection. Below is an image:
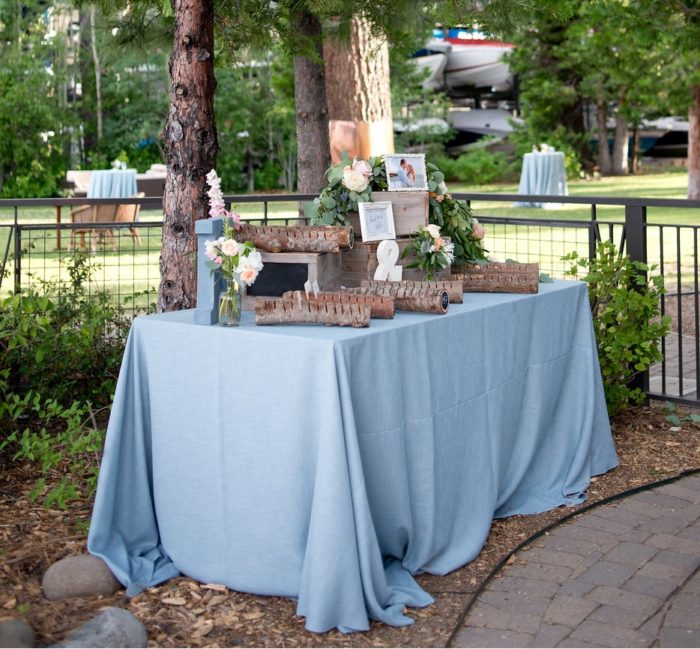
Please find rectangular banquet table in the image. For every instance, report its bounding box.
[88,280,618,633]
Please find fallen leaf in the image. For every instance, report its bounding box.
[161,597,186,606]
[505,555,516,565]
[2,599,16,609]
[192,621,214,638]
[242,611,264,620]
[209,594,228,606]
[203,583,228,592]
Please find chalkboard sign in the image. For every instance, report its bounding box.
[247,262,308,297]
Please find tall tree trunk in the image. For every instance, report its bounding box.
[688,84,700,200]
[79,10,95,158]
[292,9,331,194]
[324,15,394,163]
[612,115,629,175]
[89,5,103,143]
[158,0,217,312]
[596,101,611,175]
[630,127,640,174]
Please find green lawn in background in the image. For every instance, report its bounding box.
[1,172,697,303]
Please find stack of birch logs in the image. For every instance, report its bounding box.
[254,279,462,327]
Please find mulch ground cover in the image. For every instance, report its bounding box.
[1,401,699,648]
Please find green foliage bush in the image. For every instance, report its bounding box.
[0,255,130,508]
[434,149,511,185]
[564,241,670,415]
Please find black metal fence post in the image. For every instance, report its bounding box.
[13,224,21,294]
[624,204,649,397]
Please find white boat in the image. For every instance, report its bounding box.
[447,108,520,138]
[412,29,514,93]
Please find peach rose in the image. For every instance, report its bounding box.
[473,223,486,240]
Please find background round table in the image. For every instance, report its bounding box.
[87,169,138,198]
[514,151,568,208]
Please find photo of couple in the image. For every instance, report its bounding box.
[386,154,428,191]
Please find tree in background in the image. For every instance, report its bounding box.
[158,0,217,312]
[0,2,74,196]
[324,14,394,162]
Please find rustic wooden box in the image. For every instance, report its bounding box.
[346,191,429,241]
[340,239,449,287]
[243,251,341,309]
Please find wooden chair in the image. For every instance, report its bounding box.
[115,192,144,246]
[69,204,118,253]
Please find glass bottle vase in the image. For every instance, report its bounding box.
[218,276,243,326]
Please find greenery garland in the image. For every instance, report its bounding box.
[304,154,487,265]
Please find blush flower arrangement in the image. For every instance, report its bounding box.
[204,170,263,325]
[306,155,487,266]
[402,224,455,280]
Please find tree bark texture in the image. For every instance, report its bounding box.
[292,9,331,194]
[324,15,394,161]
[158,0,217,312]
[361,279,464,304]
[282,290,395,319]
[688,84,700,200]
[347,286,449,314]
[595,101,611,175]
[255,299,371,327]
[237,224,353,253]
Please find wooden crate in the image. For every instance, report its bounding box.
[243,251,341,309]
[341,240,449,287]
[346,191,429,240]
[452,262,539,294]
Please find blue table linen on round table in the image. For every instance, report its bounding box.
[88,280,618,633]
[515,152,568,208]
[87,170,138,198]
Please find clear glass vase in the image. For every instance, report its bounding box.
[218,276,243,326]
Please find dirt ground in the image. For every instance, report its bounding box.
[1,402,699,648]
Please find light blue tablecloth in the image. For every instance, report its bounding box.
[87,170,138,199]
[515,152,568,208]
[88,280,617,633]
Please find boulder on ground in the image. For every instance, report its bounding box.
[51,607,147,648]
[0,618,35,648]
[42,555,121,601]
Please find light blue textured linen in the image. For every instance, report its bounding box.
[87,170,138,198]
[515,152,568,207]
[88,280,618,633]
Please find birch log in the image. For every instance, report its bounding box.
[347,286,448,314]
[237,225,353,253]
[283,290,395,319]
[255,299,370,327]
[361,278,464,304]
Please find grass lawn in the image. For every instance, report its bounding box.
[1,172,698,304]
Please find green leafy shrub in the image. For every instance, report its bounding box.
[434,149,510,185]
[564,241,670,415]
[0,255,129,508]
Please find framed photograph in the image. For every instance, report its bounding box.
[358,201,396,242]
[385,153,429,192]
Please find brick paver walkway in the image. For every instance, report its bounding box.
[452,474,700,648]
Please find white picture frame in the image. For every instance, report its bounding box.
[384,153,429,192]
[358,201,396,242]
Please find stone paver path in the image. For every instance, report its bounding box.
[452,475,700,648]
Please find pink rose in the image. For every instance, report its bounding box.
[473,223,486,240]
[214,256,222,265]
[239,267,258,285]
[434,237,444,251]
[352,159,372,179]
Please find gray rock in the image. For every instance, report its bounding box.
[51,607,147,648]
[0,619,35,648]
[42,555,121,600]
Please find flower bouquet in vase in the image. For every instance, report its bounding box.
[204,170,263,326]
[402,224,455,281]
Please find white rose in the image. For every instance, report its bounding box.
[204,240,219,260]
[425,224,442,239]
[342,168,369,193]
[242,250,263,271]
[220,239,240,257]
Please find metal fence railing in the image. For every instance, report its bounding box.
[1,192,699,406]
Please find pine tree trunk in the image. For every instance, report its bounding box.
[292,9,331,194]
[89,5,103,143]
[596,101,611,175]
[324,15,394,162]
[612,114,629,175]
[630,127,640,174]
[158,0,217,312]
[688,84,700,200]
